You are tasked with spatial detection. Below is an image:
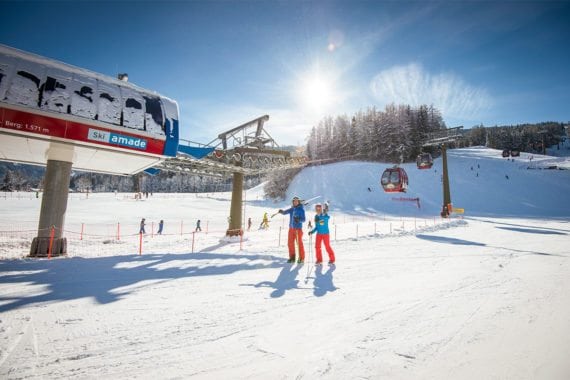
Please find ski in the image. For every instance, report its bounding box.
[301,195,322,206]
[271,195,322,218]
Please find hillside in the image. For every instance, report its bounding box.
[284,146,570,218]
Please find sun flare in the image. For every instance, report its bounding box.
[299,74,334,112]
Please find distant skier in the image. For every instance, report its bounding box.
[195,219,202,232]
[157,220,164,235]
[259,212,270,229]
[278,196,306,263]
[308,203,336,265]
[247,217,252,231]
[139,218,146,234]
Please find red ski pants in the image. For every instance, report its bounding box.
[287,228,305,260]
[315,234,335,263]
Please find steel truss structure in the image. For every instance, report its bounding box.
[422,126,464,148]
[157,115,307,177]
[422,126,463,218]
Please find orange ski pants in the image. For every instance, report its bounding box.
[287,228,305,260]
[315,234,335,263]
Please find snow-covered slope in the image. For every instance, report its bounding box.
[286,146,570,217]
[1,146,569,379]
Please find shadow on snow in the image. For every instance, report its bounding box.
[494,226,567,235]
[242,263,338,298]
[416,235,486,246]
[0,252,284,312]
[415,234,564,257]
[313,264,338,297]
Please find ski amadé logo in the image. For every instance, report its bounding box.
[87,128,147,150]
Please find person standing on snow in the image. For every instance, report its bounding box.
[278,196,306,263]
[195,219,202,232]
[139,218,146,234]
[308,203,336,265]
[157,220,164,235]
[260,212,270,229]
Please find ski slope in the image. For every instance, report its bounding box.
[0,146,569,379]
[286,146,570,218]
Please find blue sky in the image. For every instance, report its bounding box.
[1,0,569,146]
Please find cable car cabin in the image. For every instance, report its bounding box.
[416,153,433,169]
[510,149,520,157]
[380,167,408,193]
[0,44,180,175]
[502,149,511,158]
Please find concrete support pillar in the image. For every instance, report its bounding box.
[30,143,74,257]
[227,171,244,236]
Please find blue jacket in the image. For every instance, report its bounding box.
[281,204,306,229]
[310,213,331,235]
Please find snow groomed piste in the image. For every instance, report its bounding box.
[0,146,569,378]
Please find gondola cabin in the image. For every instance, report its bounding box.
[510,148,520,157]
[416,153,433,169]
[381,167,408,193]
[502,149,511,158]
[0,44,180,175]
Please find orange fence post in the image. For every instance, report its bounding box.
[191,231,195,253]
[47,226,55,259]
[206,221,209,234]
[117,222,121,241]
[139,232,143,255]
[80,223,84,241]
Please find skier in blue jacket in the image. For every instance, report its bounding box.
[278,196,306,263]
[308,203,336,264]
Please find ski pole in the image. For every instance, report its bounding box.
[309,233,313,264]
[305,233,313,284]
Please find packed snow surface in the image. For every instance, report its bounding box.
[1,147,569,379]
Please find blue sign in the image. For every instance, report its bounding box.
[109,133,147,150]
[88,128,147,150]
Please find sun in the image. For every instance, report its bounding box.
[297,70,336,113]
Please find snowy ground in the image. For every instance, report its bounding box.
[1,146,569,379]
